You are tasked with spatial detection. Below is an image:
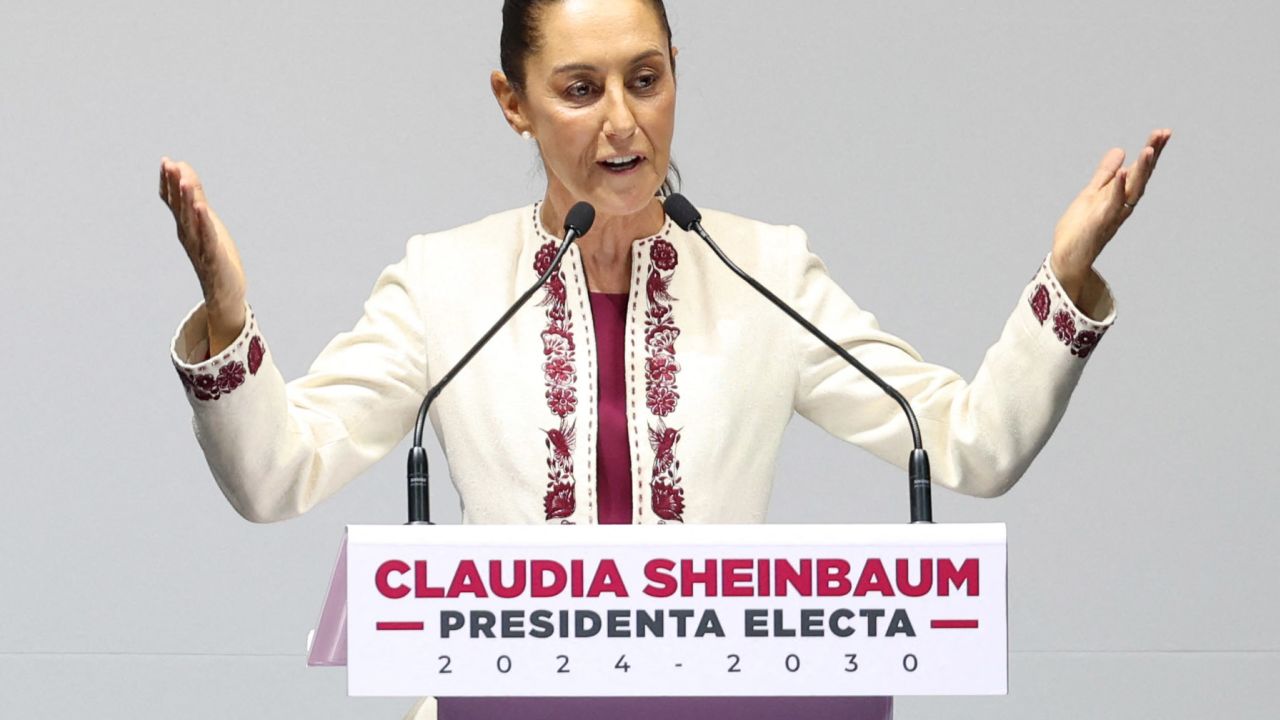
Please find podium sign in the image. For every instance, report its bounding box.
[322,523,1006,697]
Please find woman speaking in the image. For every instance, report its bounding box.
[160,0,1168,716]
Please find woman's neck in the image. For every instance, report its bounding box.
[539,193,665,293]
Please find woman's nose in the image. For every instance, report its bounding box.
[601,86,637,140]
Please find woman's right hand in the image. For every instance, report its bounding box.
[159,157,247,355]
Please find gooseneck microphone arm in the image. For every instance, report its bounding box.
[662,193,933,524]
[406,202,596,525]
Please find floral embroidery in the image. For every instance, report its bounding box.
[1052,308,1076,346]
[1030,267,1107,359]
[650,237,679,272]
[216,362,246,392]
[193,373,220,401]
[178,360,248,402]
[1072,329,1104,358]
[648,419,685,522]
[1030,284,1050,325]
[543,419,577,519]
[645,356,679,385]
[534,223,580,521]
[644,237,685,521]
[543,356,574,385]
[547,385,577,417]
[534,243,559,276]
[248,336,265,375]
[541,325,575,360]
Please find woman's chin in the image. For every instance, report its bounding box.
[586,184,663,219]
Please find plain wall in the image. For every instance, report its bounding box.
[1,1,1276,717]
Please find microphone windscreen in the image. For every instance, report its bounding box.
[564,201,596,236]
[663,193,702,231]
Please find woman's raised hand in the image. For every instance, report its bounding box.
[1050,128,1172,302]
[159,157,247,354]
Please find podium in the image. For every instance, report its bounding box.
[307,523,1005,714]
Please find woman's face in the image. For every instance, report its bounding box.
[502,0,677,218]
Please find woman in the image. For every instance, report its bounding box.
[160,0,1169,716]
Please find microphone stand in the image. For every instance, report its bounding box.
[405,203,595,524]
[664,194,933,523]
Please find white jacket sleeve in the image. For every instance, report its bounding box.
[170,244,427,522]
[788,227,1115,498]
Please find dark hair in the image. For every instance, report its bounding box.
[500,0,681,196]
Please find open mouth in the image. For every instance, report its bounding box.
[598,154,644,173]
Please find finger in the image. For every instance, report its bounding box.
[1150,128,1172,170]
[1090,148,1126,190]
[166,162,184,218]
[159,157,171,204]
[1142,128,1163,152]
[1124,145,1156,201]
[177,179,194,246]
[1113,167,1130,214]
[176,163,200,231]
[174,161,209,210]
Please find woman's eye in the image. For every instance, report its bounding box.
[633,73,659,90]
[566,82,596,99]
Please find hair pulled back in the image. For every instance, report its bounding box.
[499,0,681,196]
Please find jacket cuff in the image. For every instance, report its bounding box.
[1026,255,1116,359]
[170,301,269,402]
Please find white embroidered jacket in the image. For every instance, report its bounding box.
[171,203,1115,525]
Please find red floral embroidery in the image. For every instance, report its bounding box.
[543,356,575,385]
[645,325,681,355]
[534,224,580,521]
[534,243,558,276]
[645,356,680,385]
[646,385,679,417]
[545,275,567,305]
[1072,329,1104,358]
[1052,308,1076,346]
[650,238,679,272]
[179,360,248,402]
[544,481,576,519]
[543,419,577,519]
[1030,284,1050,325]
[644,237,685,521]
[547,385,577,418]
[541,326,575,356]
[651,481,685,521]
[193,374,219,401]
[248,336,265,375]
[648,419,684,521]
[216,362,246,393]
[1029,271,1107,359]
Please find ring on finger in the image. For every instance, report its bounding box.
[1122,200,1138,210]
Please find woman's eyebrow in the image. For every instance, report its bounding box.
[551,49,666,75]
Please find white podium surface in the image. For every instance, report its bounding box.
[320,523,1006,697]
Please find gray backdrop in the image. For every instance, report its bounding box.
[2,0,1276,717]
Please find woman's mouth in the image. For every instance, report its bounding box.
[598,154,644,174]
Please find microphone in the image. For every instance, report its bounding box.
[662,193,934,524]
[406,201,596,524]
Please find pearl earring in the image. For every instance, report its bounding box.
[521,130,533,140]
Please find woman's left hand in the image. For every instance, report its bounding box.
[1050,128,1172,302]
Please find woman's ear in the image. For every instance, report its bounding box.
[490,70,531,137]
